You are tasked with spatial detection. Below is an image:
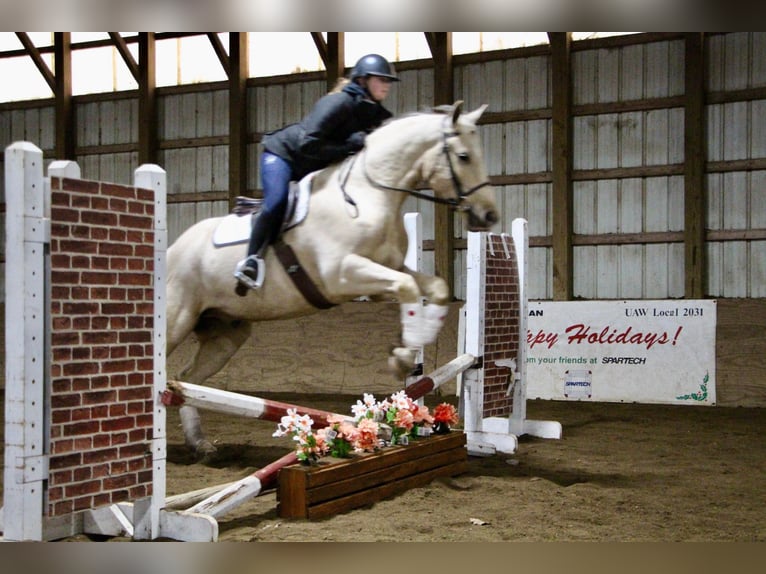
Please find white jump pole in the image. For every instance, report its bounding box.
[163,380,352,427]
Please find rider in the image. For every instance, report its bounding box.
[234,53,399,290]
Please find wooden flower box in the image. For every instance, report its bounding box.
[277,431,467,519]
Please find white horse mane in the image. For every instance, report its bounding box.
[365,108,455,154]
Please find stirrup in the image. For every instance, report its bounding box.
[234,255,265,289]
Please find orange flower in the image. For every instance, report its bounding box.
[433,403,459,425]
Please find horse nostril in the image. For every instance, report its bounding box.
[486,210,499,226]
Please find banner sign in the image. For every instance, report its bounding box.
[525,300,716,405]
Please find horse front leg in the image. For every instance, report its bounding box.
[399,268,451,346]
[338,254,449,378]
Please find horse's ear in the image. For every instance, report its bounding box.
[462,104,488,126]
[451,100,464,125]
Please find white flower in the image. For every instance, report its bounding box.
[351,400,370,420]
[390,390,411,410]
[363,393,377,407]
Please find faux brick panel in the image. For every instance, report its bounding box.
[81,211,118,226]
[48,178,157,517]
[479,235,521,418]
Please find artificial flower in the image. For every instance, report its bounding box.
[432,403,459,425]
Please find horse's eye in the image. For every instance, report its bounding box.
[457,152,470,163]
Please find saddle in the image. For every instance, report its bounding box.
[211,172,314,247]
[220,172,335,309]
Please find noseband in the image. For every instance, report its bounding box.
[352,126,492,208]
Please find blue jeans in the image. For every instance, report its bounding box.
[246,152,293,257]
[260,151,293,220]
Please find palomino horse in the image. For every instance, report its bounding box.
[167,101,498,458]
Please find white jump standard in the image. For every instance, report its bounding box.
[461,221,562,455]
[1,142,215,542]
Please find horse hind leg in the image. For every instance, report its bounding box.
[177,316,252,460]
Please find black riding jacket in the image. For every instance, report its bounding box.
[262,82,392,180]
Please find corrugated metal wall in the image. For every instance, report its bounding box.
[1,33,764,302]
[706,33,766,297]
[572,39,687,299]
[160,89,230,241]
[76,97,138,185]
[453,55,552,300]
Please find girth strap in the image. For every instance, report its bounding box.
[273,241,337,310]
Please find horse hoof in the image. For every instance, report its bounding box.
[388,346,417,379]
[194,440,218,463]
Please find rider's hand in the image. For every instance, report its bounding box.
[348,131,367,152]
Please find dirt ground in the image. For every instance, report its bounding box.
[1,390,765,542]
[157,393,765,542]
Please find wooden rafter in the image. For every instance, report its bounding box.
[207,33,230,77]
[311,33,328,66]
[108,32,139,83]
[16,32,55,92]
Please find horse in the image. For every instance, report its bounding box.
[166,100,499,458]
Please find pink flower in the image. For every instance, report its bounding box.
[393,408,414,431]
[353,418,380,452]
[326,413,346,425]
[412,405,434,425]
[338,421,357,439]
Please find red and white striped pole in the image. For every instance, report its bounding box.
[162,380,348,428]
[177,353,477,518]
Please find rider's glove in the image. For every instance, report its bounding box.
[348,131,367,152]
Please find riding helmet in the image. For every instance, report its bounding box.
[350,53,400,82]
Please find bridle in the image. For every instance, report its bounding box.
[339,121,492,210]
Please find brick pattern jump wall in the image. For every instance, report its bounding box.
[46,177,155,517]
[481,234,520,418]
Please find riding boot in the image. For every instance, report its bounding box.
[234,211,278,290]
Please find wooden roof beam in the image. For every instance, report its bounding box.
[16,32,55,92]
[311,32,328,66]
[207,33,230,77]
[312,33,344,92]
[108,32,139,83]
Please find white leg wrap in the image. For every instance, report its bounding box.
[401,303,448,347]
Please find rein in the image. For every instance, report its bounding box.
[340,125,491,209]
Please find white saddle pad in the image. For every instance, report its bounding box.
[212,172,314,247]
